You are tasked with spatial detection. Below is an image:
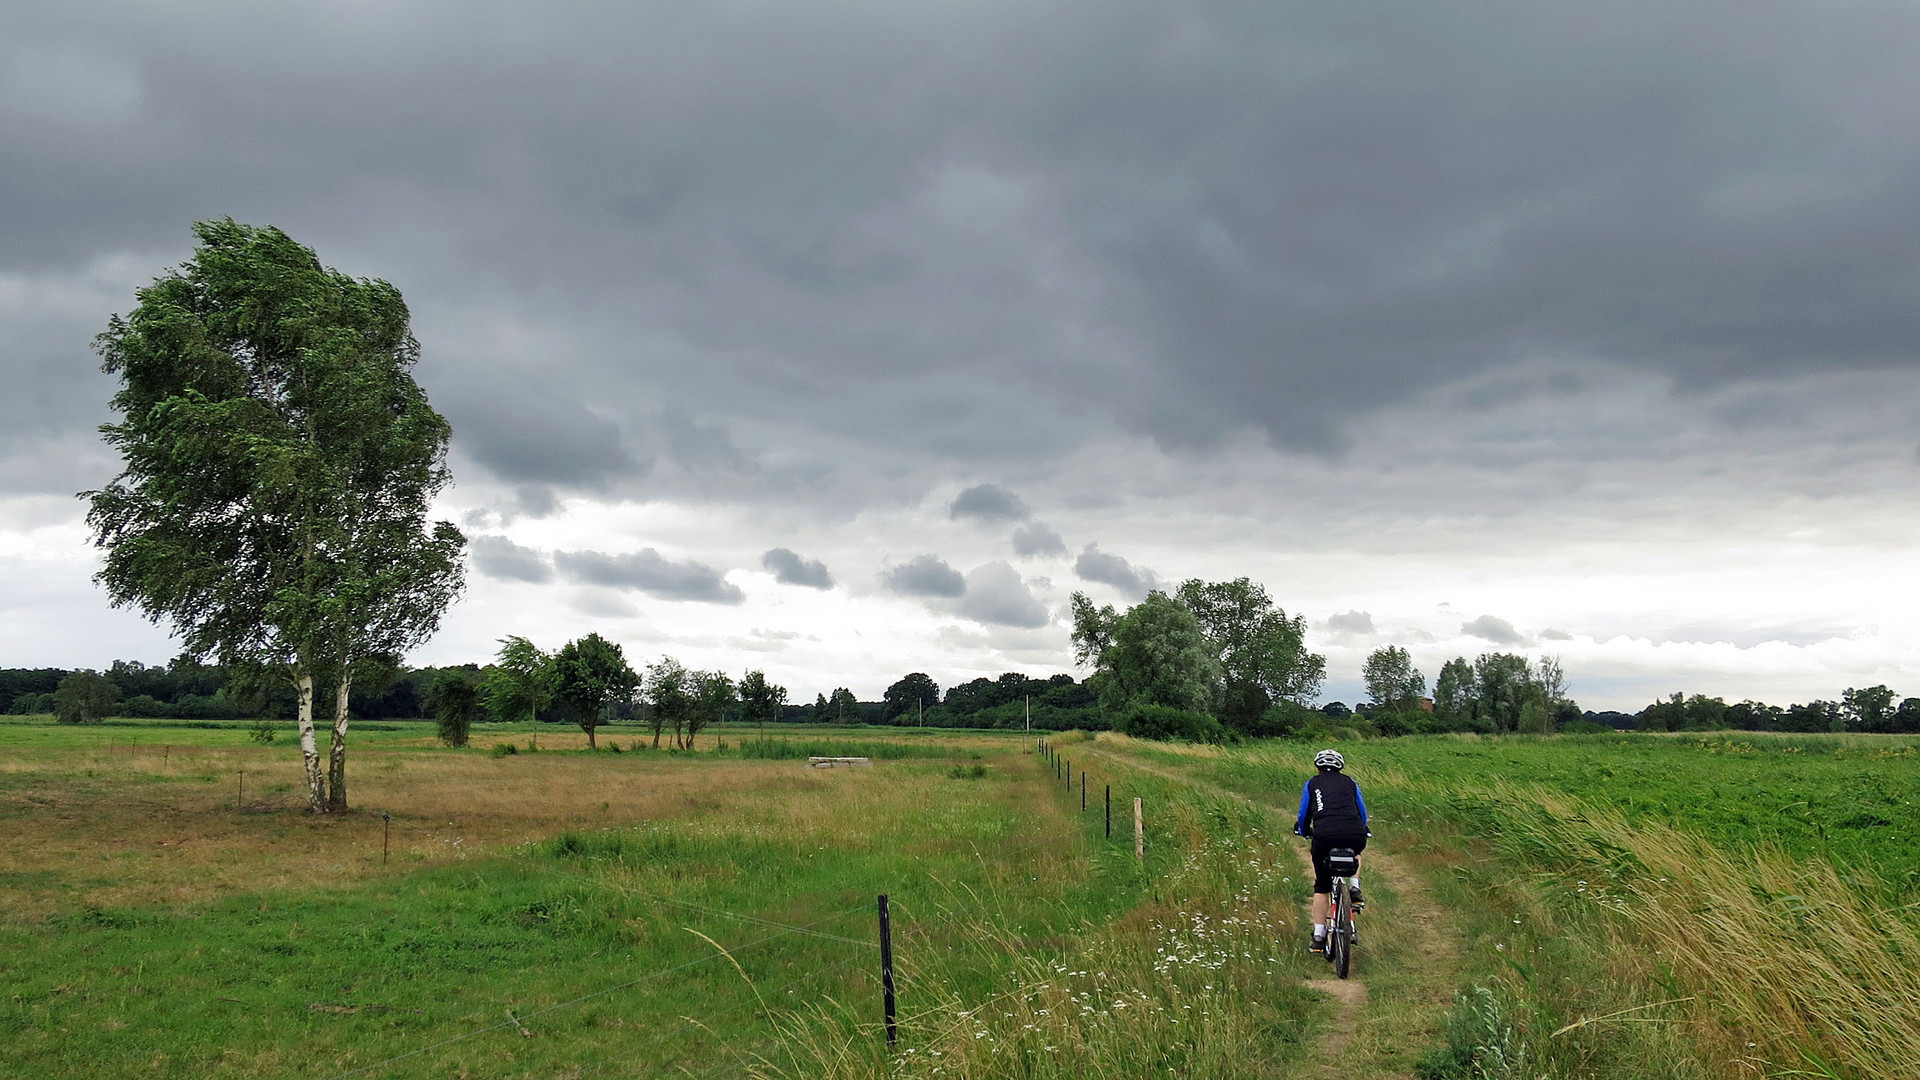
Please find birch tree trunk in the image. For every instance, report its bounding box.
[296,672,326,813]
[327,672,353,813]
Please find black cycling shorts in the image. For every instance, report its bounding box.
[1309,832,1368,894]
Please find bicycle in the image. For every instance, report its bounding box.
[1324,846,1361,979]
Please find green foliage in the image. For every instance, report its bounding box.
[686,670,735,746]
[644,657,691,748]
[826,687,859,723]
[428,671,479,747]
[736,669,787,728]
[247,718,277,744]
[1116,703,1225,743]
[482,636,557,725]
[489,741,518,757]
[1415,984,1537,1080]
[1092,592,1222,712]
[732,737,980,761]
[52,670,120,724]
[883,671,940,720]
[85,219,465,811]
[1176,577,1326,734]
[552,633,638,749]
[1363,645,1427,711]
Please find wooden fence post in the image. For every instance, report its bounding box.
[1134,797,1144,860]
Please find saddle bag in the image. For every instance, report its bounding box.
[1326,847,1360,878]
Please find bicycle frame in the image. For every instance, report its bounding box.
[1326,871,1358,979]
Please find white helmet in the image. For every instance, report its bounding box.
[1314,748,1345,770]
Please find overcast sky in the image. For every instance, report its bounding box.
[4,0,1918,710]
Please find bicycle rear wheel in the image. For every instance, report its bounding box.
[1332,881,1353,979]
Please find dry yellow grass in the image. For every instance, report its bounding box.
[0,741,833,918]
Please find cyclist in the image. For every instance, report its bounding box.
[1293,747,1369,954]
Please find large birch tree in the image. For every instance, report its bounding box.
[87,219,464,812]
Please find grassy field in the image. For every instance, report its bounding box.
[10,719,1916,1079]
[0,719,1324,1079]
[1175,732,1920,1080]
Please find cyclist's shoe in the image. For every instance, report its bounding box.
[1309,933,1326,954]
[1350,885,1366,911]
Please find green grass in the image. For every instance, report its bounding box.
[1184,732,1920,1080]
[0,725,1322,1079]
[1208,732,1920,893]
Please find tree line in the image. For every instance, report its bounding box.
[1629,686,1920,734]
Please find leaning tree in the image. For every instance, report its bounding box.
[87,219,465,812]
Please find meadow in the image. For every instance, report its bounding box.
[0,718,1325,1079]
[1185,732,1920,1080]
[7,719,1916,1079]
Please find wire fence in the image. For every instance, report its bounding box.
[53,732,1192,1079]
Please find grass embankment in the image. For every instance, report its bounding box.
[1201,734,1920,1080]
[0,720,1325,1079]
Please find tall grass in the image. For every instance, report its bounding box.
[749,793,1324,1079]
[1438,782,1920,1079]
[731,736,984,761]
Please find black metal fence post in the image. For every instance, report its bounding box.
[1105,785,1111,838]
[1081,771,1086,810]
[879,894,897,1046]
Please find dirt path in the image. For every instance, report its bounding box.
[1078,742,1468,1080]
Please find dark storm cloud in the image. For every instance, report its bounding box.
[554,548,745,604]
[5,0,1920,502]
[949,484,1030,523]
[1010,522,1067,558]
[1073,545,1158,601]
[469,535,553,584]
[761,547,834,589]
[880,554,966,599]
[437,375,646,492]
[1462,615,1531,646]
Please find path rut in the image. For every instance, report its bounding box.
[1077,741,1467,1080]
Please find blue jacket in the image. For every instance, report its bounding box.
[1294,771,1367,837]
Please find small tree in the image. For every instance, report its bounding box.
[1362,645,1427,711]
[645,657,691,749]
[429,671,479,747]
[686,671,736,749]
[482,636,557,725]
[828,687,859,724]
[1433,658,1475,727]
[882,673,939,723]
[53,671,121,724]
[737,669,787,730]
[552,633,638,749]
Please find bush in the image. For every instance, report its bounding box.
[489,742,518,757]
[1115,704,1225,743]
